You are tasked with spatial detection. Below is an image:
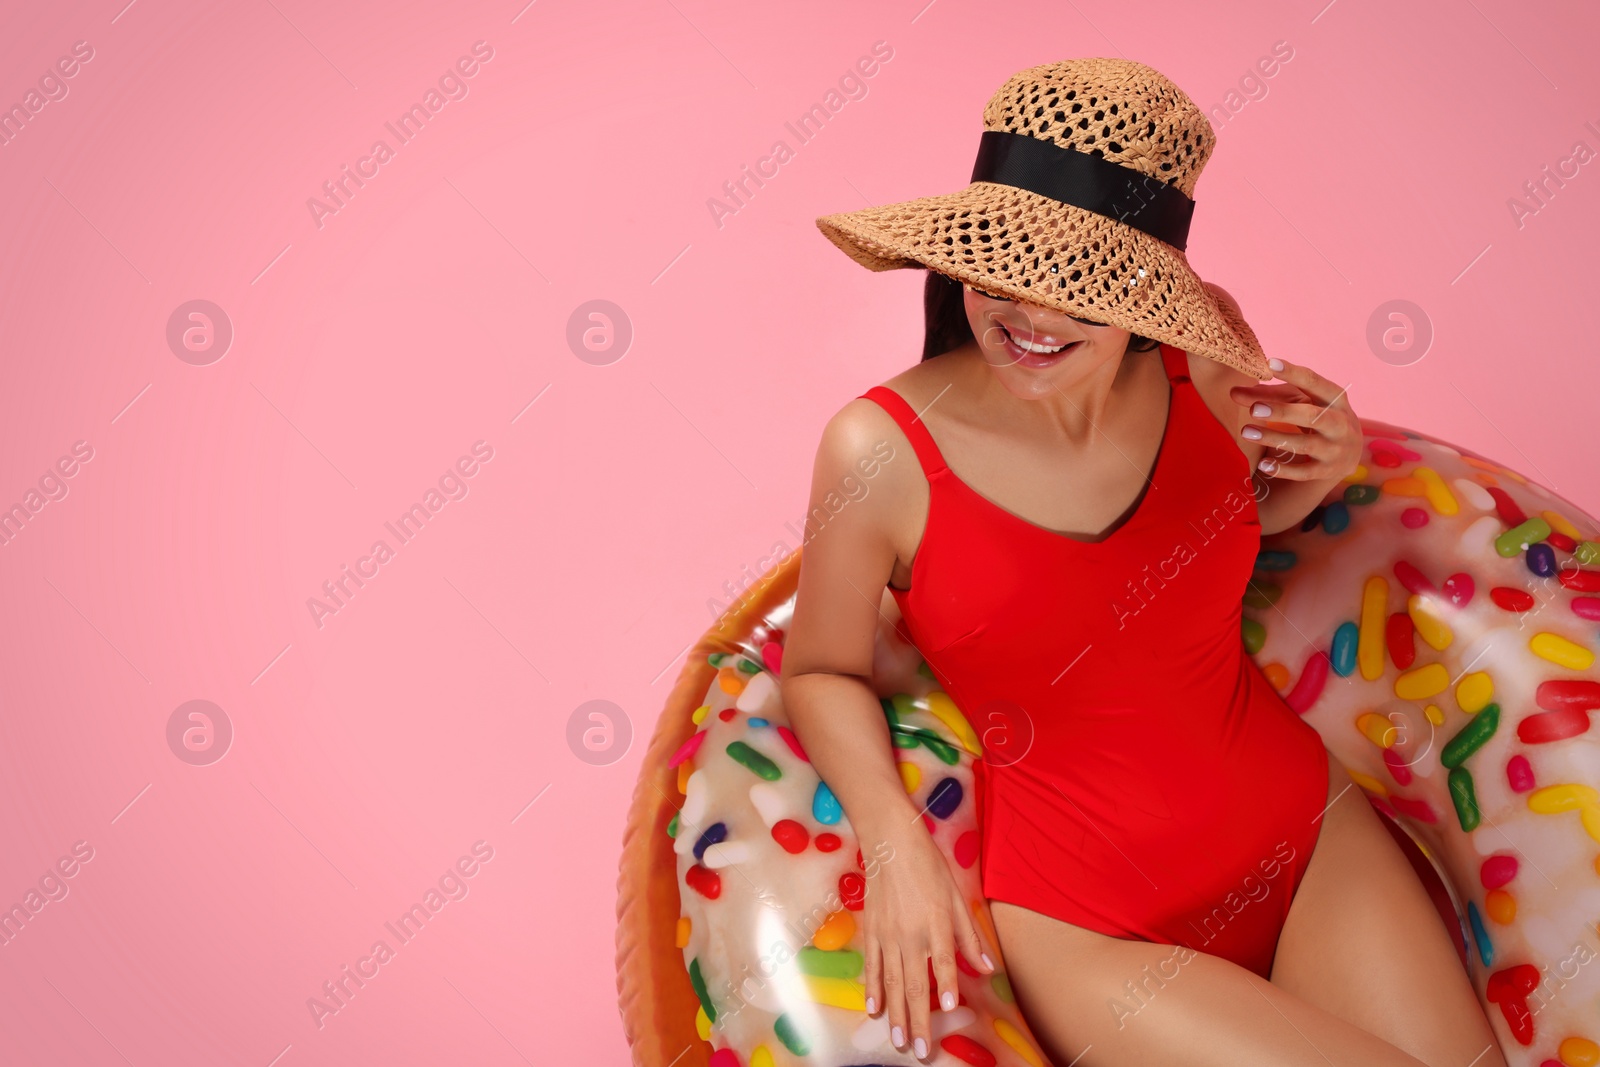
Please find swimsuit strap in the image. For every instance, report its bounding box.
[858,386,949,479]
[1158,343,1192,385]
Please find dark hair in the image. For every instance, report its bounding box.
[920,270,1161,361]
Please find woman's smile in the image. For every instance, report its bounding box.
[963,285,1106,377]
[994,320,1086,368]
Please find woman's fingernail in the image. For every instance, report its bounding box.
[892,1025,904,1047]
[1251,402,1272,418]
[866,996,876,1014]
[941,990,956,1011]
[1268,357,1284,371]
[1242,425,1263,440]
[981,952,994,970]
[914,1037,928,1058]
[1259,458,1277,473]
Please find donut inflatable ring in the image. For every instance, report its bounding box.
[616,419,1600,1067]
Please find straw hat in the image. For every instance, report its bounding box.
[816,57,1272,379]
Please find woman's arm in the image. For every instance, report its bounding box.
[1229,357,1363,535]
[780,397,992,1062]
[781,398,923,838]
[1198,283,1362,534]
[1252,457,1355,535]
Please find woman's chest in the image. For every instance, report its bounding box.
[898,482,1263,657]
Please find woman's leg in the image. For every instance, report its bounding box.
[1270,758,1506,1067]
[990,899,1432,1066]
[988,759,1506,1067]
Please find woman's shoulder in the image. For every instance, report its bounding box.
[812,375,904,468]
[1181,347,1263,466]
[876,352,959,405]
[1184,349,1254,419]
[1184,282,1265,434]
[802,364,936,563]
[820,355,953,445]
[808,357,960,508]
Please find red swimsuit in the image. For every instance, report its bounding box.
[860,343,1331,979]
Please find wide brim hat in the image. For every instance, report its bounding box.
[816,58,1272,379]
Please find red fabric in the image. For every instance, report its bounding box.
[859,344,1331,979]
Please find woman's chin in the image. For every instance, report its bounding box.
[983,350,1083,396]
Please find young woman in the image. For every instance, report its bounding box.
[779,59,1505,1066]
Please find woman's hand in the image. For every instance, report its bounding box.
[1230,356,1361,481]
[858,817,994,1061]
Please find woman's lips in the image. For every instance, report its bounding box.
[998,323,1082,368]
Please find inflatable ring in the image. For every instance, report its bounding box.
[616,418,1600,1067]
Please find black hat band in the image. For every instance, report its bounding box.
[970,130,1195,252]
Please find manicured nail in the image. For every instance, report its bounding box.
[1242,425,1262,440]
[866,996,876,1014]
[892,1025,904,1047]
[914,1036,928,1058]
[1251,402,1271,417]
[941,990,956,1011]
[1268,357,1284,371]
[1259,458,1277,473]
[981,952,994,970]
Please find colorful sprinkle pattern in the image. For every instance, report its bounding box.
[672,625,1046,1065]
[1250,421,1600,1066]
[669,420,1599,1066]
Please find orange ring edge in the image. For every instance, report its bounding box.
[614,548,805,1066]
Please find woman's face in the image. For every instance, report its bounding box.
[961,285,1135,399]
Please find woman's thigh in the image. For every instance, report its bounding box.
[989,900,1431,1066]
[1270,757,1506,1067]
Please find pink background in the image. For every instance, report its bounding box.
[0,0,1594,1063]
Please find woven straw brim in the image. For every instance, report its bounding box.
[817,181,1271,379]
